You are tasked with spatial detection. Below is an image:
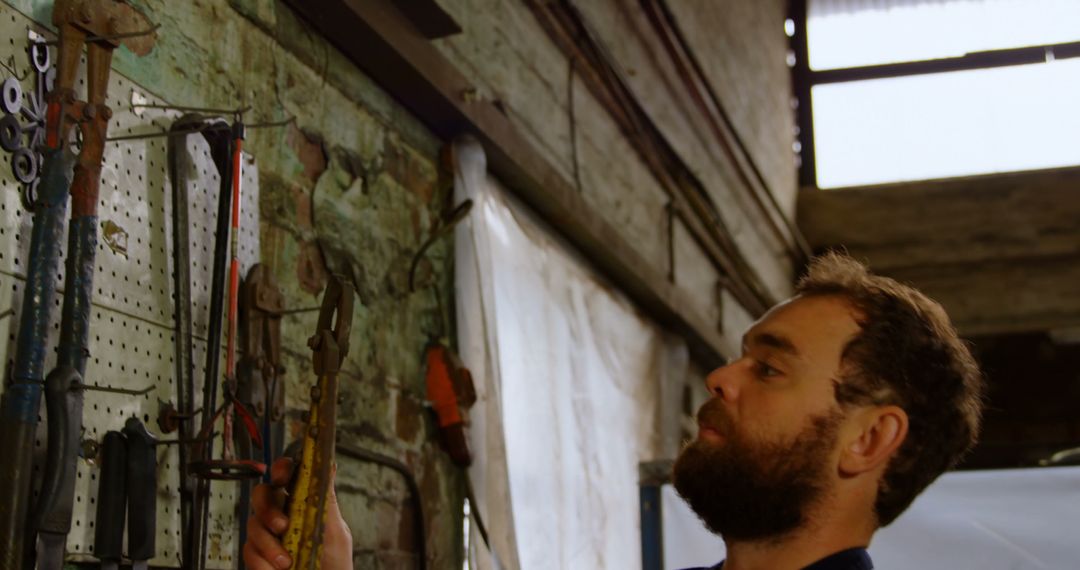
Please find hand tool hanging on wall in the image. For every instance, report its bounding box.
[187,114,265,570]
[235,263,285,570]
[91,418,158,570]
[188,116,264,480]
[237,264,286,466]
[423,342,489,549]
[424,343,476,466]
[0,2,155,568]
[282,275,353,570]
[166,113,229,570]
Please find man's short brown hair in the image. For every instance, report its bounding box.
[796,252,985,526]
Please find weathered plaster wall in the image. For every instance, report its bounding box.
[3,0,464,567]
[668,0,799,216]
[434,0,800,334]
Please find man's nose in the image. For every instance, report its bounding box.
[705,360,741,402]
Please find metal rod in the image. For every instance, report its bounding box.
[336,443,427,570]
[155,434,216,447]
[279,306,321,315]
[132,103,251,115]
[41,25,162,46]
[167,115,203,570]
[106,116,292,142]
[408,200,473,292]
[189,119,236,570]
[810,41,1080,85]
[108,124,226,142]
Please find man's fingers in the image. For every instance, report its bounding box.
[242,541,282,570]
[246,509,294,570]
[271,457,295,487]
[252,483,290,535]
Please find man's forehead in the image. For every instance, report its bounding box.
[743,295,862,355]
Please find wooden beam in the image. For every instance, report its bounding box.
[798,168,1080,336]
[282,0,730,366]
[798,166,1080,271]
[395,0,461,39]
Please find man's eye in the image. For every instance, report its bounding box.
[755,361,781,378]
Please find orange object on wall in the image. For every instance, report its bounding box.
[424,343,476,466]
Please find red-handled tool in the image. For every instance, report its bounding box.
[424,343,476,466]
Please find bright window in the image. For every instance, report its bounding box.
[803,0,1080,188]
[809,0,1080,70]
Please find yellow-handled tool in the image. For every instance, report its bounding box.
[282,276,353,569]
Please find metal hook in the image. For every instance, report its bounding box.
[155,433,216,447]
[78,384,155,396]
[0,55,29,82]
[409,199,474,292]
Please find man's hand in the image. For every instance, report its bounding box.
[242,457,354,569]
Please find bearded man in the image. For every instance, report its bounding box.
[673,252,985,570]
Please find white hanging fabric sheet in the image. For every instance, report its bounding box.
[454,136,667,570]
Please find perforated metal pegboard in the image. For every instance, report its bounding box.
[0,5,260,568]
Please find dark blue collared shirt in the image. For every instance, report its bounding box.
[686,547,873,570]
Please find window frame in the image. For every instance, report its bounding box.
[789,0,1080,188]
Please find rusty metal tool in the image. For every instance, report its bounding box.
[0,2,154,569]
[238,264,287,465]
[166,114,229,570]
[235,263,285,569]
[282,275,354,570]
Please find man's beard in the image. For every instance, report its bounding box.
[672,399,843,542]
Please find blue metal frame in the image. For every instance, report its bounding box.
[640,483,664,570]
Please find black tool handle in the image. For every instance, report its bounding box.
[123,417,158,561]
[93,431,127,562]
[35,365,82,534]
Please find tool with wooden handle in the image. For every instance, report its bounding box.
[282,275,353,570]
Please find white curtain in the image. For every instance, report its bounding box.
[454,136,668,569]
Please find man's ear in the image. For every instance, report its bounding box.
[839,406,908,477]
